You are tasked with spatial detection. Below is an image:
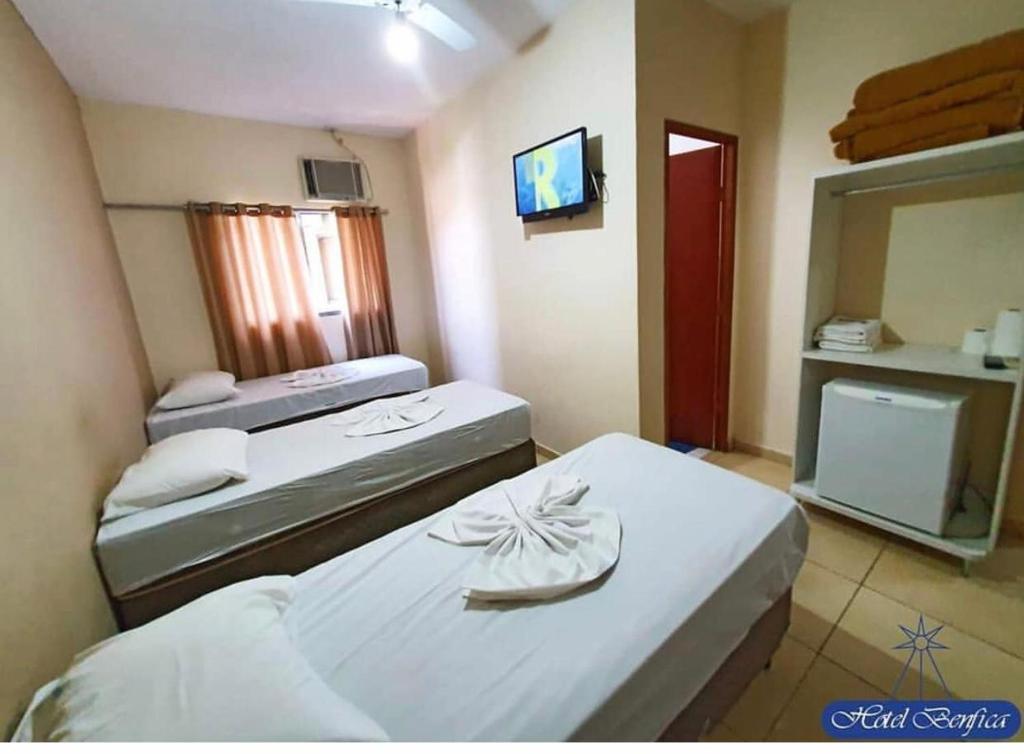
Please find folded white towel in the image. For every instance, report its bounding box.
[815,316,880,339]
[280,365,357,388]
[429,474,621,602]
[817,340,877,353]
[817,333,875,345]
[814,316,881,350]
[331,392,443,436]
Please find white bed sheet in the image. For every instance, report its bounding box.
[97,381,531,597]
[287,433,808,742]
[145,355,428,443]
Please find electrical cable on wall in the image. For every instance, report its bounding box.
[590,169,609,204]
[328,128,375,203]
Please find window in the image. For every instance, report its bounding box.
[297,211,347,315]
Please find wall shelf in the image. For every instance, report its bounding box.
[792,134,1024,569]
[812,131,1024,196]
[802,343,1020,384]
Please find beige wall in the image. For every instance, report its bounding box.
[835,174,1024,346]
[79,100,441,389]
[734,0,1024,522]
[733,9,788,449]
[413,0,639,453]
[635,0,745,443]
[0,0,152,728]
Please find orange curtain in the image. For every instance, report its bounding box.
[186,203,331,379]
[334,206,398,358]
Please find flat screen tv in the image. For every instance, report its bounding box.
[513,127,589,222]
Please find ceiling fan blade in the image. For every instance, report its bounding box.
[408,2,476,51]
[291,0,382,7]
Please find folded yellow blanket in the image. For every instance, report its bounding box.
[835,124,993,162]
[831,70,1024,142]
[853,28,1024,113]
[835,96,1023,162]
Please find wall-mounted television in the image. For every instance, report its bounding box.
[513,127,589,222]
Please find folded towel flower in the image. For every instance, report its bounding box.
[429,474,621,602]
[281,365,357,388]
[331,392,443,436]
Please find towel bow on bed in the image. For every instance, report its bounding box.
[332,393,444,437]
[428,474,621,602]
[281,365,357,388]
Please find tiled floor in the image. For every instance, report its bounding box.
[699,449,1024,742]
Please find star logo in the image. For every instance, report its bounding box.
[892,615,951,699]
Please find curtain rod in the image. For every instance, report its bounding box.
[103,202,388,215]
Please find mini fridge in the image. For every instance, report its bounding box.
[816,378,969,536]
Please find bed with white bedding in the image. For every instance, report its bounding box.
[100,380,533,628]
[287,433,807,741]
[145,354,428,442]
[24,433,805,742]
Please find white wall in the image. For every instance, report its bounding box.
[79,100,441,389]
[0,0,151,726]
[413,0,639,453]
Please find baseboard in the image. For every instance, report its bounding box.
[535,442,560,460]
[730,439,793,466]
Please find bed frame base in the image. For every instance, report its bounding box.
[107,440,536,630]
[659,589,791,741]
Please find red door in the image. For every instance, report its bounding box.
[665,145,723,448]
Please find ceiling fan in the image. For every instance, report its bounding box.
[297,0,477,56]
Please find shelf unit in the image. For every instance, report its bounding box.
[790,479,990,560]
[790,133,1024,570]
[801,343,1021,385]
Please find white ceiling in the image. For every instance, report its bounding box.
[13,0,570,135]
[705,0,792,23]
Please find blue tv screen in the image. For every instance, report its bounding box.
[513,127,588,220]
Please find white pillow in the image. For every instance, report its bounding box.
[156,370,238,410]
[36,577,388,742]
[103,428,249,520]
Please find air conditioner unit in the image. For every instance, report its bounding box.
[300,158,367,202]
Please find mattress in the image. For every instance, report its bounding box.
[288,433,808,741]
[97,381,531,597]
[145,354,428,442]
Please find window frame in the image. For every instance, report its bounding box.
[296,210,347,317]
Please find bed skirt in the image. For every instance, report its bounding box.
[658,589,792,741]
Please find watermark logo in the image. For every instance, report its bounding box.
[892,614,950,699]
[821,615,1021,740]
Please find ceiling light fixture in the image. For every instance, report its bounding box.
[385,2,419,64]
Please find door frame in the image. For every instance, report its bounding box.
[662,119,738,452]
